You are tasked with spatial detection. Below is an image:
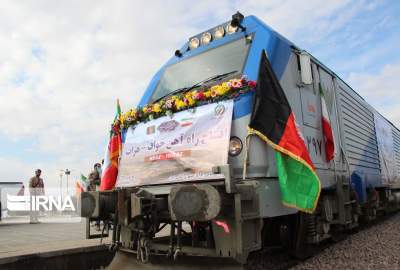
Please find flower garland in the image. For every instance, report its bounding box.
[115,76,256,131]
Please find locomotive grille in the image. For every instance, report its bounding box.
[338,86,380,170]
[392,129,400,175]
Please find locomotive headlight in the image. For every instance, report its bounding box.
[201,32,212,45]
[213,26,225,39]
[226,22,238,34]
[229,137,243,156]
[189,37,200,49]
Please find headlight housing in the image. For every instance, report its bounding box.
[189,37,200,49]
[201,32,212,45]
[229,137,243,156]
[226,22,238,34]
[213,26,225,39]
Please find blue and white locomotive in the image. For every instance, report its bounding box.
[81,12,400,268]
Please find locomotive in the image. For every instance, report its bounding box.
[81,12,400,268]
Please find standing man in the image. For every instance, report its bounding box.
[29,169,45,224]
[88,163,102,191]
[88,163,102,230]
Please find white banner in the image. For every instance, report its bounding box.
[116,101,233,187]
[374,113,397,184]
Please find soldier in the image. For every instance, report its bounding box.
[88,163,102,230]
[88,163,102,191]
[29,169,45,224]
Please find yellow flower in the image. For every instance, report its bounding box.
[119,114,126,124]
[175,99,186,110]
[187,96,195,106]
[221,82,230,88]
[190,90,198,99]
[220,83,231,94]
[204,90,211,98]
[152,103,162,113]
[129,109,137,118]
[210,85,219,93]
[216,86,226,95]
[185,92,193,100]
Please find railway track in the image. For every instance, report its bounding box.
[2,211,394,270]
[224,212,400,270]
[291,212,400,269]
[245,212,400,270]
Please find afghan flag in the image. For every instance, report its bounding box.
[100,100,122,191]
[248,50,321,213]
[320,85,335,162]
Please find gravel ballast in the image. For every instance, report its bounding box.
[292,213,400,270]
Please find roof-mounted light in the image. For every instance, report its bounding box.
[226,23,238,34]
[201,32,212,45]
[189,37,200,49]
[213,26,225,39]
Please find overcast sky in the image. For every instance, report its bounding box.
[0,0,399,189]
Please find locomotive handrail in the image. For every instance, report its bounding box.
[242,132,257,180]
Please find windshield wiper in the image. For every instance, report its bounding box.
[198,70,238,86]
[154,87,187,102]
[152,70,238,103]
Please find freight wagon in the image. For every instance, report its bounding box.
[80,12,400,267]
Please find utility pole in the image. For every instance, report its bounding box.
[59,171,63,201]
[65,169,71,195]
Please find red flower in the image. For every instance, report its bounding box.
[248,80,256,88]
[195,91,206,101]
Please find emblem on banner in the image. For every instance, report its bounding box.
[158,120,179,133]
[214,104,225,116]
[146,125,156,135]
[180,118,193,127]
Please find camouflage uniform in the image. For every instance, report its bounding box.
[88,170,101,191]
[88,166,102,230]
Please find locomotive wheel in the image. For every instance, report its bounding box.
[290,213,312,260]
[262,214,312,259]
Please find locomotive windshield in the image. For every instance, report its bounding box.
[150,36,251,102]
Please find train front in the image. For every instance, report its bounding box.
[80,13,294,266]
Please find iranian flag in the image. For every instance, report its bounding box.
[76,182,84,194]
[320,85,335,162]
[100,100,122,191]
[249,51,321,213]
[76,174,88,193]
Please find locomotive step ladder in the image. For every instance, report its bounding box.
[335,175,356,226]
